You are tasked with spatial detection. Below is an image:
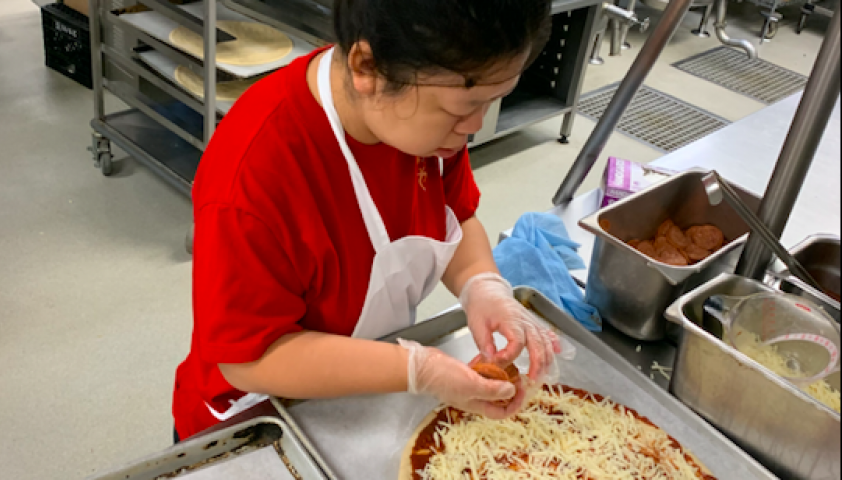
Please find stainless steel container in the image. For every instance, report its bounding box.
[665,273,841,480]
[778,234,841,317]
[579,169,760,340]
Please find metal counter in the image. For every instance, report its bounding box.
[501,92,840,388]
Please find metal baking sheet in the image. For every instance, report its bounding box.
[278,287,777,480]
[175,446,295,480]
[137,50,235,114]
[86,416,327,480]
[119,2,316,78]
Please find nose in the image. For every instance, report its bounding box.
[453,104,490,135]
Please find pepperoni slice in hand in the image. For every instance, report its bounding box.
[472,363,521,408]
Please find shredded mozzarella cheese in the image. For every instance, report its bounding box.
[416,388,708,480]
[734,331,841,413]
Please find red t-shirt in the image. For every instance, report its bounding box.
[173,47,481,439]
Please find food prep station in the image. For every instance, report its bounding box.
[88,76,840,480]
[86,0,840,478]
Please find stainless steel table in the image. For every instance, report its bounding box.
[500,92,841,388]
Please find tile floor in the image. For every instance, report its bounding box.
[0,0,831,477]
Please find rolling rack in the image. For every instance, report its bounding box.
[87,0,604,199]
[87,0,327,194]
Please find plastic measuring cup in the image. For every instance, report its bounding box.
[704,292,841,386]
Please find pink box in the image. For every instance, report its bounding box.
[600,157,677,208]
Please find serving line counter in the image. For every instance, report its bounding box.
[503,92,841,390]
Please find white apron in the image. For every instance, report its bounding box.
[206,47,463,421]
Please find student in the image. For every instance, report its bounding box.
[173,0,561,441]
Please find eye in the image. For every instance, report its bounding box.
[444,105,482,119]
[443,108,472,118]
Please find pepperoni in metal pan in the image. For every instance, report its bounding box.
[657,219,675,238]
[636,240,657,257]
[656,244,689,266]
[686,225,725,251]
[653,236,671,252]
[684,243,712,262]
[666,224,691,249]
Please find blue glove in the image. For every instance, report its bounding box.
[493,212,602,331]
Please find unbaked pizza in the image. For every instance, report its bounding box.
[400,384,715,480]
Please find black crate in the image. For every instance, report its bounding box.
[41,3,92,89]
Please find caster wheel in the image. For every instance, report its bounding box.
[98,152,113,176]
[558,136,570,144]
[185,223,195,255]
[765,20,779,39]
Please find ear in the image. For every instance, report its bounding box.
[346,41,378,96]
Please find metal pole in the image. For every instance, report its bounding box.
[203,0,218,146]
[736,6,841,280]
[89,0,104,120]
[713,0,758,58]
[552,0,693,205]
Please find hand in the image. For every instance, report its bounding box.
[398,339,527,419]
[460,272,562,381]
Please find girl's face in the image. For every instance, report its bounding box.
[350,49,529,158]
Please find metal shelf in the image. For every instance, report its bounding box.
[221,0,332,47]
[102,44,207,116]
[497,91,572,137]
[91,108,202,195]
[89,0,603,201]
[105,77,205,146]
[89,0,323,194]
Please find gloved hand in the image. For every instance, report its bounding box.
[460,272,562,381]
[398,339,527,419]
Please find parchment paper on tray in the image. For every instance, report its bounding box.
[118,2,316,78]
[288,330,773,480]
[171,446,296,480]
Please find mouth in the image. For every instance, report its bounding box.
[433,146,464,158]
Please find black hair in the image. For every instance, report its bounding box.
[333,0,552,91]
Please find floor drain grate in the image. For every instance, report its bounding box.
[673,46,807,105]
[578,84,730,152]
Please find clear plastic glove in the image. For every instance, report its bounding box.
[460,272,563,381]
[398,339,527,419]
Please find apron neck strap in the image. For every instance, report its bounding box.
[317,47,391,251]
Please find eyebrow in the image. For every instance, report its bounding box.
[469,86,518,106]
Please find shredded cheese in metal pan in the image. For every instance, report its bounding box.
[735,332,841,413]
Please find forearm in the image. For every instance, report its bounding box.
[442,216,499,297]
[219,331,409,399]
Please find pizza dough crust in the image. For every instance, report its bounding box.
[399,390,715,480]
[173,65,256,101]
[398,409,439,480]
[169,21,293,66]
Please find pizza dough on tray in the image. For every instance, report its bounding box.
[401,384,715,480]
[174,65,256,101]
[169,21,293,66]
